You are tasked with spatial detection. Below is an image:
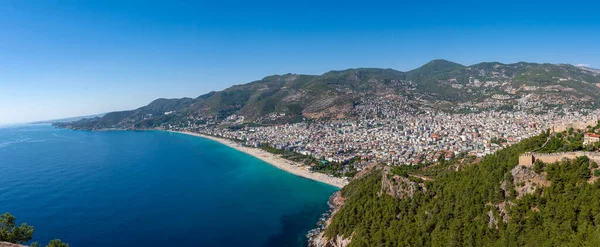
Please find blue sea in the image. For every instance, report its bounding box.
[0,124,337,246]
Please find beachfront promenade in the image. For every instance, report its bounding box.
[171,131,348,188]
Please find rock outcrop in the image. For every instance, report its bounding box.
[490,164,550,229]
[0,242,27,247]
[486,201,510,229]
[504,165,550,199]
[380,166,426,199]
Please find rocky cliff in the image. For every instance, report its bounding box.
[309,191,350,247]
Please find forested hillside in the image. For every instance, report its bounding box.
[322,131,600,246]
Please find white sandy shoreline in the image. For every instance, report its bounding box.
[168,131,348,188]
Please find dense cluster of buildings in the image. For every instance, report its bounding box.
[171,108,600,168]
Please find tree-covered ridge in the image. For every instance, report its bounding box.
[54,60,600,130]
[323,132,600,246]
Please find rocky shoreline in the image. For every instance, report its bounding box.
[0,243,27,247]
[307,192,337,246]
[307,191,350,247]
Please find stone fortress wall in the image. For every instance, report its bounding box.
[551,119,598,133]
[519,151,600,166]
[518,119,600,166]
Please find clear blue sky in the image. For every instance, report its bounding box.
[1,0,599,124]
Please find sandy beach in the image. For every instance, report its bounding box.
[170,131,348,188]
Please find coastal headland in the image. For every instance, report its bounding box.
[169,131,348,188]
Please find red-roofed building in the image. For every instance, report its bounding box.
[584,133,600,145]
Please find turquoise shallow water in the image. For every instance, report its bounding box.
[0,124,337,246]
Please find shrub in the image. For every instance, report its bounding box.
[0,212,34,244]
[0,213,68,247]
[534,160,546,173]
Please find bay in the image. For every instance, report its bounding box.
[0,124,337,246]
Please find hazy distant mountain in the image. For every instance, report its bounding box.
[55,60,600,130]
[32,113,107,124]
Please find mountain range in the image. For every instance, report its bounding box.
[55,60,600,130]
[31,113,107,124]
